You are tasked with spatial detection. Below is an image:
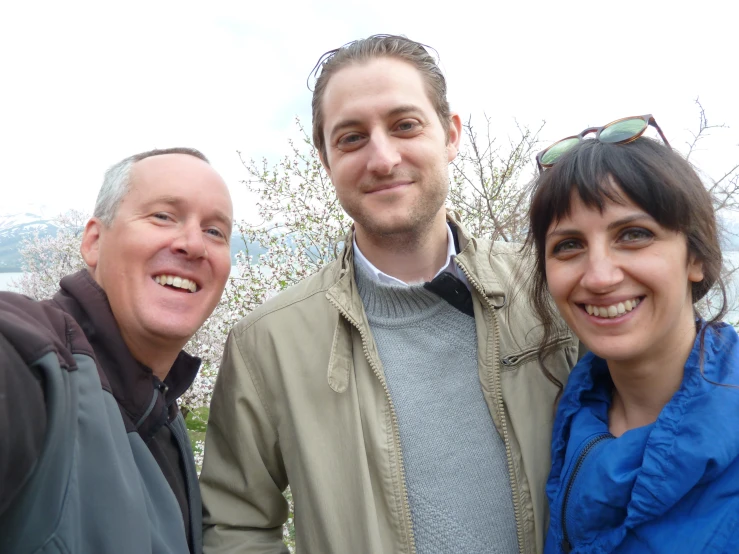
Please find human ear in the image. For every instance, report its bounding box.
[319,149,332,180]
[446,113,462,162]
[687,253,705,284]
[80,218,103,271]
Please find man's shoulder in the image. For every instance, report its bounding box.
[485,238,528,263]
[232,259,341,336]
[461,235,531,284]
[0,290,93,367]
[0,291,65,339]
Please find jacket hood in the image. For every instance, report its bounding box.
[51,270,200,440]
[548,322,739,549]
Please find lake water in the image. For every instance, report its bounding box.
[0,272,22,292]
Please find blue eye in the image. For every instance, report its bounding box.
[338,133,363,145]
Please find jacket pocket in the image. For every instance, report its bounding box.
[500,334,573,371]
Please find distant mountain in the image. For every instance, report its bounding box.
[7,208,736,273]
[0,212,267,273]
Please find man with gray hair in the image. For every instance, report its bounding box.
[201,35,577,553]
[0,147,233,553]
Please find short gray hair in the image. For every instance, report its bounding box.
[94,147,210,226]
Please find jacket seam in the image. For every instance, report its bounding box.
[234,286,333,337]
[233,333,280,434]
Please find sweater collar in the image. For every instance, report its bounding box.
[53,270,200,439]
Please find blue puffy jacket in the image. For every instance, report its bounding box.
[545,322,739,554]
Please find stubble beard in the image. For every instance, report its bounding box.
[348,171,449,253]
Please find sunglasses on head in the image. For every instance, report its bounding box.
[536,114,670,171]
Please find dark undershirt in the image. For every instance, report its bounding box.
[147,400,191,545]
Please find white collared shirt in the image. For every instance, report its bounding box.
[353,224,470,289]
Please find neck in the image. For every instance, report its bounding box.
[121,330,183,381]
[607,317,697,436]
[354,210,449,284]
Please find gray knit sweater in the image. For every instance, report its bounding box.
[355,262,519,554]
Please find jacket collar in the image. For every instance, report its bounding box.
[324,211,507,393]
[550,322,739,530]
[52,270,200,440]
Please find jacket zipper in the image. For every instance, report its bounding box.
[501,335,572,368]
[327,295,417,554]
[455,260,525,554]
[560,434,613,553]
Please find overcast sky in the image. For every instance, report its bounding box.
[1,0,737,222]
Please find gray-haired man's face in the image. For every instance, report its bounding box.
[82,153,233,352]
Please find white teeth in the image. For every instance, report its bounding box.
[153,274,198,293]
[585,298,641,319]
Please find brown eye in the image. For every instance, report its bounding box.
[552,239,581,254]
[620,228,653,242]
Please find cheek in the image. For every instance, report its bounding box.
[544,263,571,306]
[215,256,232,283]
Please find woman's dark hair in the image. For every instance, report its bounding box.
[525,137,726,393]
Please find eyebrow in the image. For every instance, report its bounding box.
[328,104,424,140]
[546,213,654,239]
[144,196,233,231]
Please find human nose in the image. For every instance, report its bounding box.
[580,249,623,292]
[366,132,401,175]
[170,220,208,260]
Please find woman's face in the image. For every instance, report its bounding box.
[544,187,704,367]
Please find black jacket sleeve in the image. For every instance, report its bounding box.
[0,331,47,518]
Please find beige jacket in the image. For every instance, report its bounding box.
[200,215,578,554]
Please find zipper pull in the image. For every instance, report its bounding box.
[561,538,572,553]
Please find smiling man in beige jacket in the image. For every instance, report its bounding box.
[200,35,578,554]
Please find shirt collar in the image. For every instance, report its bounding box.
[352,224,469,289]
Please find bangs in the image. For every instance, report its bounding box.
[532,138,692,234]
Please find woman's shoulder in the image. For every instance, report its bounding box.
[699,322,739,382]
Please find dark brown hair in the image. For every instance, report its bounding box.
[309,34,451,167]
[525,137,725,391]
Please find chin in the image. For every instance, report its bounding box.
[145,316,202,344]
[585,343,642,365]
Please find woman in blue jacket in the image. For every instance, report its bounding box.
[525,115,739,553]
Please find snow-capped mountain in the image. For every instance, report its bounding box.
[0,211,59,271]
